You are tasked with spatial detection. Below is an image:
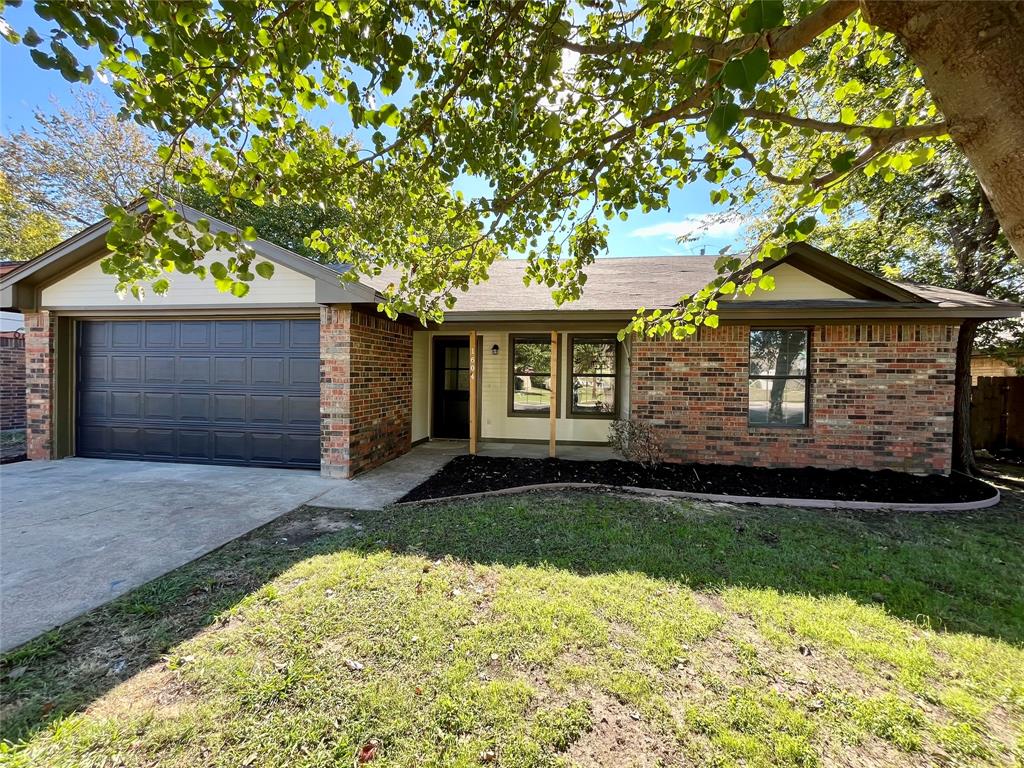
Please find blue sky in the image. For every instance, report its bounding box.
[0,3,746,258]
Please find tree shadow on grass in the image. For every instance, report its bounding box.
[0,507,366,745]
[2,487,1021,746]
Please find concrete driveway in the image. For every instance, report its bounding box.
[0,453,452,652]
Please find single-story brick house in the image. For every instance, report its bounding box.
[1,203,1020,477]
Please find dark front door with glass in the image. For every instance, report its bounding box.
[432,337,470,438]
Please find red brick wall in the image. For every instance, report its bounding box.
[321,305,413,478]
[24,311,54,460]
[630,323,958,475]
[0,334,26,431]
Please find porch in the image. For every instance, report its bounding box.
[411,328,628,458]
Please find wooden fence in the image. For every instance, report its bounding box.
[971,376,1023,450]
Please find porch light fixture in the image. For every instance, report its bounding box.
[491,343,500,355]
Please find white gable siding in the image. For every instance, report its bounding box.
[735,262,853,300]
[40,253,317,308]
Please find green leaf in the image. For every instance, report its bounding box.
[542,113,561,140]
[797,216,817,235]
[704,314,720,328]
[830,150,857,173]
[22,27,42,47]
[734,0,784,33]
[722,49,769,91]
[705,103,741,144]
[230,281,250,298]
[255,261,275,279]
[241,226,258,241]
[210,262,229,280]
[393,33,413,63]
[757,274,776,291]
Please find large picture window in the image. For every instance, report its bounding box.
[509,335,555,416]
[568,335,619,418]
[748,329,809,427]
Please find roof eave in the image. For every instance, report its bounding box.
[0,199,380,310]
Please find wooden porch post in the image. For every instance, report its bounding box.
[549,331,558,458]
[469,330,478,455]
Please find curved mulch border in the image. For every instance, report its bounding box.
[393,481,1002,513]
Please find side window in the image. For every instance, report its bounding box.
[748,329,809,427]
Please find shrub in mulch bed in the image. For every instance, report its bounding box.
[398,454,998,505]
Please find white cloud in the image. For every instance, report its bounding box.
[631,213,743,240]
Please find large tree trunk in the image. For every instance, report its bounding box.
[952,319,979,475]
[861,1,1024,261]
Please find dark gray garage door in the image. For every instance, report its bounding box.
[76,319,320,468]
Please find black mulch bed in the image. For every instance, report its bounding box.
[397,454,998,505]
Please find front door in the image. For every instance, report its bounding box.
[432,337,470,438]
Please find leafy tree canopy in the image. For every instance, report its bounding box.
[0,170,63,261]
[6,0,1012,331]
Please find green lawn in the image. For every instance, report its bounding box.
[2,490,1023,767]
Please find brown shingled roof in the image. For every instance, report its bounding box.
[366,256,722,313]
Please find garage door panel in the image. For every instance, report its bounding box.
[213,431,247,461]
[252,320,285,346]
[142,428,176,457]
[288,433,321,465]
[290,321,319,347]
[213,393,246,423]
[144,356,175,384]
[110,427,143,456]
[111,391,142,419]
[111,322,141,348]
[143,392,175,420]
[214,357,247,386]
[180,321,212,347]
[288,394,319,425]
[80,390,107,419]
[178,430,210,460]
[252,357,285,386]
[178,393,210,421]
[80,355,108,383]
[145,322,176,347]
[178,357,211,384]
[77,319,320,468]
[250,394,285,424]
[215,321,246,347]
[111,356,141,383]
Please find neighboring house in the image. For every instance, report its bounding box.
[0,261,27,433]
[1,203,1020,478]
[971,352,1023,383]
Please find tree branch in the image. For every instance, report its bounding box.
[740,108,948,142]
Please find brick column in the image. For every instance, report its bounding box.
[24,311,54,460]
[320,304,413,479]
[321,305,353,478]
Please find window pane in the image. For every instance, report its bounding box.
[748,378,806,426]
[572,340,616,375]
[456,370,470,390]
[458,346,469,368]
[512,373,551,412]
[749,330,808,377]
[513,341,550,375]
[445,346,458,367]
[572,376,616,414]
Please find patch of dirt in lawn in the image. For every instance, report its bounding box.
[272,508,362,547]
[86,666,196,721]
[398,454,997,505]
[564,691,682,767]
